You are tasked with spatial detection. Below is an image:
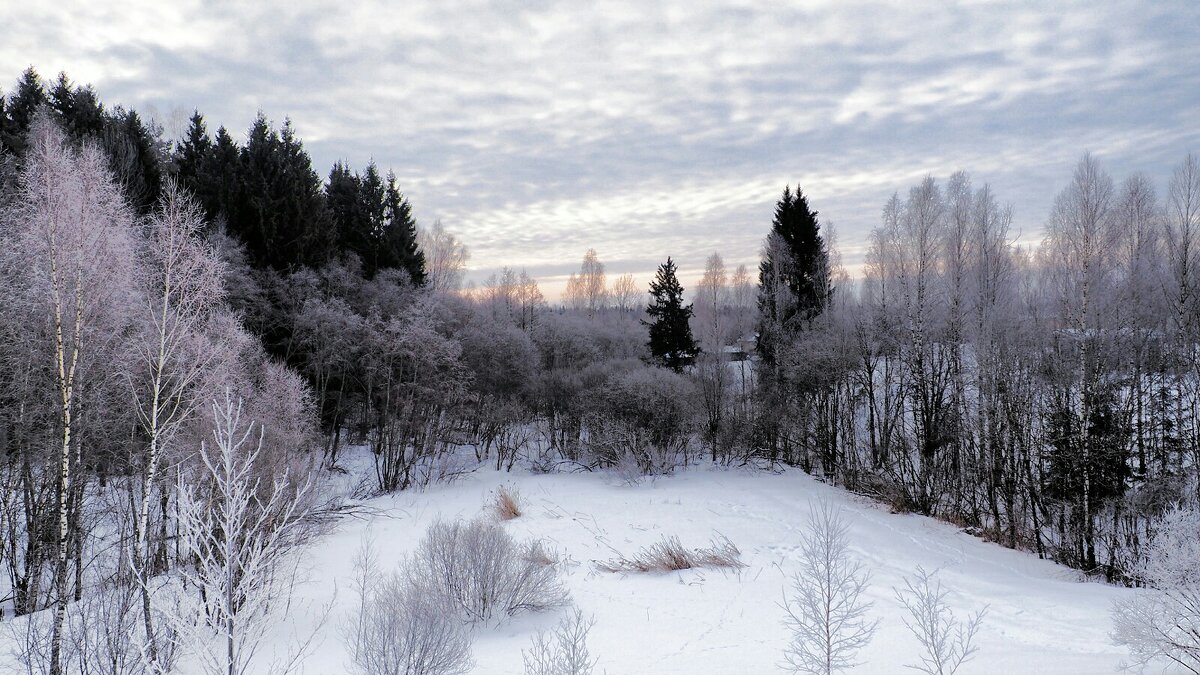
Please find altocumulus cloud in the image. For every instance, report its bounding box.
[2,0,1198,295]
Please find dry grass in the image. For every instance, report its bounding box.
[524,540,559,567]
[596,534,746,573]
[493,485,523,520]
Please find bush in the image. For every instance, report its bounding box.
[894,567,985,675]
[1112,506,1200,671]
[408,518,569,625]
[583,364,700,475]
[349,555,473,675]
[596,534,745,573]
[781,500,877,674]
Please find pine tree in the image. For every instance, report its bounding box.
[756,185,831,366]
[175,112,213,212]
[327,161,426,283]
[380,170,426,285]
[229,114,332,269]
[644,257,698,372]
[2,67,46,154]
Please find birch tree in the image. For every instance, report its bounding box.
[164,392,315,675]
[6,114,140,675]
[130,180,226,667]
[781,500,877,674]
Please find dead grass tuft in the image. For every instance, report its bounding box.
[596,534,746,573]
[493,485,523,520]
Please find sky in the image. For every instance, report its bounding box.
[3,1,1198,298]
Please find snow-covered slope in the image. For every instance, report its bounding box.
[272,463,1148,674]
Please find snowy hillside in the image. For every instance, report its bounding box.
[252,462,1147,674]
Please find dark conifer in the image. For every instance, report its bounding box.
[644,257,698,372]
[756,185,830,366]
[2,67,46,154]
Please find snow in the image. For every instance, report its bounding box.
[262,458,1151,674]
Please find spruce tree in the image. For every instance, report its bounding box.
[756,185,831,366]
[644,257,698,372]
[230,114,332,269]
[175,112,213,212]
[2,67,46,154]
[327,162,425,283]
[380,171,426,285]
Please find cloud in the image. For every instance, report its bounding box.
[3,0,1198,296]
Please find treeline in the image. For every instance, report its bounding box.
[744,157,1200,582]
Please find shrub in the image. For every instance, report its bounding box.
[596,534,745,573]
[781,500,877,674]
[1112,506,1200,671]
[408,518,569,625]
[349,559,473,675]
[894,567,986,675]
[583,364,700,475]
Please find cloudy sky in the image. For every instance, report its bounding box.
[3,1,1198,296]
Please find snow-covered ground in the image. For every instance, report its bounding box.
[265,460,1151,674]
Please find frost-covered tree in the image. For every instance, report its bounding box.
[419,220,469,294]
[4,114,141,675]
[130,180,227,667]
[894,567,985,675]
[781,500,876,674]
[163,392,316,675]
[610,273,639,313]
[563,249,608,318]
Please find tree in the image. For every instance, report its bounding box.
[420,220,469,293]
[894,567,986,675]
[1043,153,1123,571]
[643,257,697,372]
[781,499,877,675]
[227,114,332,270]
[163,392,316,675]
[1,67,46,154]
[327,162,426,282]
[694,252,728,351]
[757,185,831,365]
[129,180,227,668]
[564,249,607,317]
[6,115,141,675]
[610,273,639,313]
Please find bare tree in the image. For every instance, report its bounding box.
[129,180,226,668]
[419,220,469,294]
[610,273,639,313]
[523,609,597,675]
[563,250,607,317]
[780,499,877,674]
[894,567,985,675]
[1112,506,1200,673]
[8,115,140,675]
[516,269,545,332]
[160,392,317,675]
[694,252,728,351]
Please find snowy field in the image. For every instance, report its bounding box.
[253,460,1155,674]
